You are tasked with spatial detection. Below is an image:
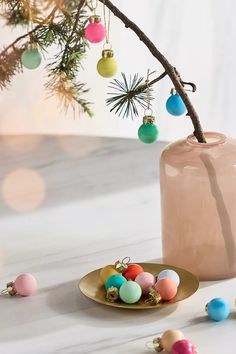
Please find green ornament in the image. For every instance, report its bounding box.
[119,280,142,304]
[138,116,159,144]
[21,47,42,70]
[97,49,118,78]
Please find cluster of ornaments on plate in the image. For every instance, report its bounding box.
[148,329,197,354]
[100,258,180,305]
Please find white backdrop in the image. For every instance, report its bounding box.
[0,0,236,141]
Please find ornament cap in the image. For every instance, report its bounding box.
[153,337,163,352]
[106,286,119,302]
[27,42,38,50]
[6,282,16,296]
[102,49,114,58]
[170,87,177,95]
[143,115,156,125]
[89,15,101,23]
[115,257,130,273]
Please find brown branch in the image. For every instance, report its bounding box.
[135,71,167,95]
[99,0,206,143]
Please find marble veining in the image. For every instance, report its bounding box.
[0,135,235,354]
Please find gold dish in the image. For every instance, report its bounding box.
[79,263,199,309]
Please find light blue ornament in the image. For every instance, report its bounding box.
[105,274,126,290]
[166,92,187,116]
[206,298,230,321]
[157,269,180,287]
[21,47,42,70]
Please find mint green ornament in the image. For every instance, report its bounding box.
[21,47,42,70]
[119,280,142,304]
[138,116,159,144]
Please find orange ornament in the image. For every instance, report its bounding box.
[122,264,144,280]
[155,278,177,300]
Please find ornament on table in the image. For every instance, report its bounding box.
[147,331,197,354]
[122,263,144,280]
[97,3,118,77]
[138,69,159,144]
[1,273,37,297]
[157,269,180,287]
[154,278,177,301]
[119,280,142,304]
[166,88,187,116]
[205,297,230,321]
[146,329,185,352]
[84,0,105,43]
[171,339,197,354]
[21,43,42,70]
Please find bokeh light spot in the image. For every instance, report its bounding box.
[2,168,46,212]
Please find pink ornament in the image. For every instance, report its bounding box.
[171,339,196,354]
[155,278,177,301]
[135,272,155,294]
[14,273,37,296]
[84,16,105,43]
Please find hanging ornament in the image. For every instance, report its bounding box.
[85,1,105,43]
[205,297,230,321]
[138,69,159,144]
[1,273,37,297]
[166,88,187,116]
[97,2,118,77]
[21,3,42,70]
[21,43,42,70]
[97,48,118,78]
[85,15,105,43]
[138,115,159,144]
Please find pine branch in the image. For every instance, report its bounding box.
[0,46,23,89]
[107,73,155,119]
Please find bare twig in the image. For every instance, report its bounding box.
[99,0,206,143]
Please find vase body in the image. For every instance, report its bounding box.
[160,132,236,280]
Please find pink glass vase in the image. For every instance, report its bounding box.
[160,132,236,280]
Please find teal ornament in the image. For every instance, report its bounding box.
[105,274,127,290]
[138,116,159,144]
[166,91,187,116]
[206,298,230,321]
[119,280,142,304]
[157,269,180,287]
[21,47,42,70]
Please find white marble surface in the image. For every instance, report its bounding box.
[0,135,235,354]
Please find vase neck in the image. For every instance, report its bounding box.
[187,132,226,147]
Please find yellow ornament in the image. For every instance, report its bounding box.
[100,265,119,285]
[97,49,118,78]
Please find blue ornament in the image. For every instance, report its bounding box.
[166,92,187,116]
[157,269,180,287]
[105,274,127,290]
[206,298,230,321]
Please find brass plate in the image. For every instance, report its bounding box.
[79,263,199,309]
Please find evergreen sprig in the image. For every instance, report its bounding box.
[106,73,153,119]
